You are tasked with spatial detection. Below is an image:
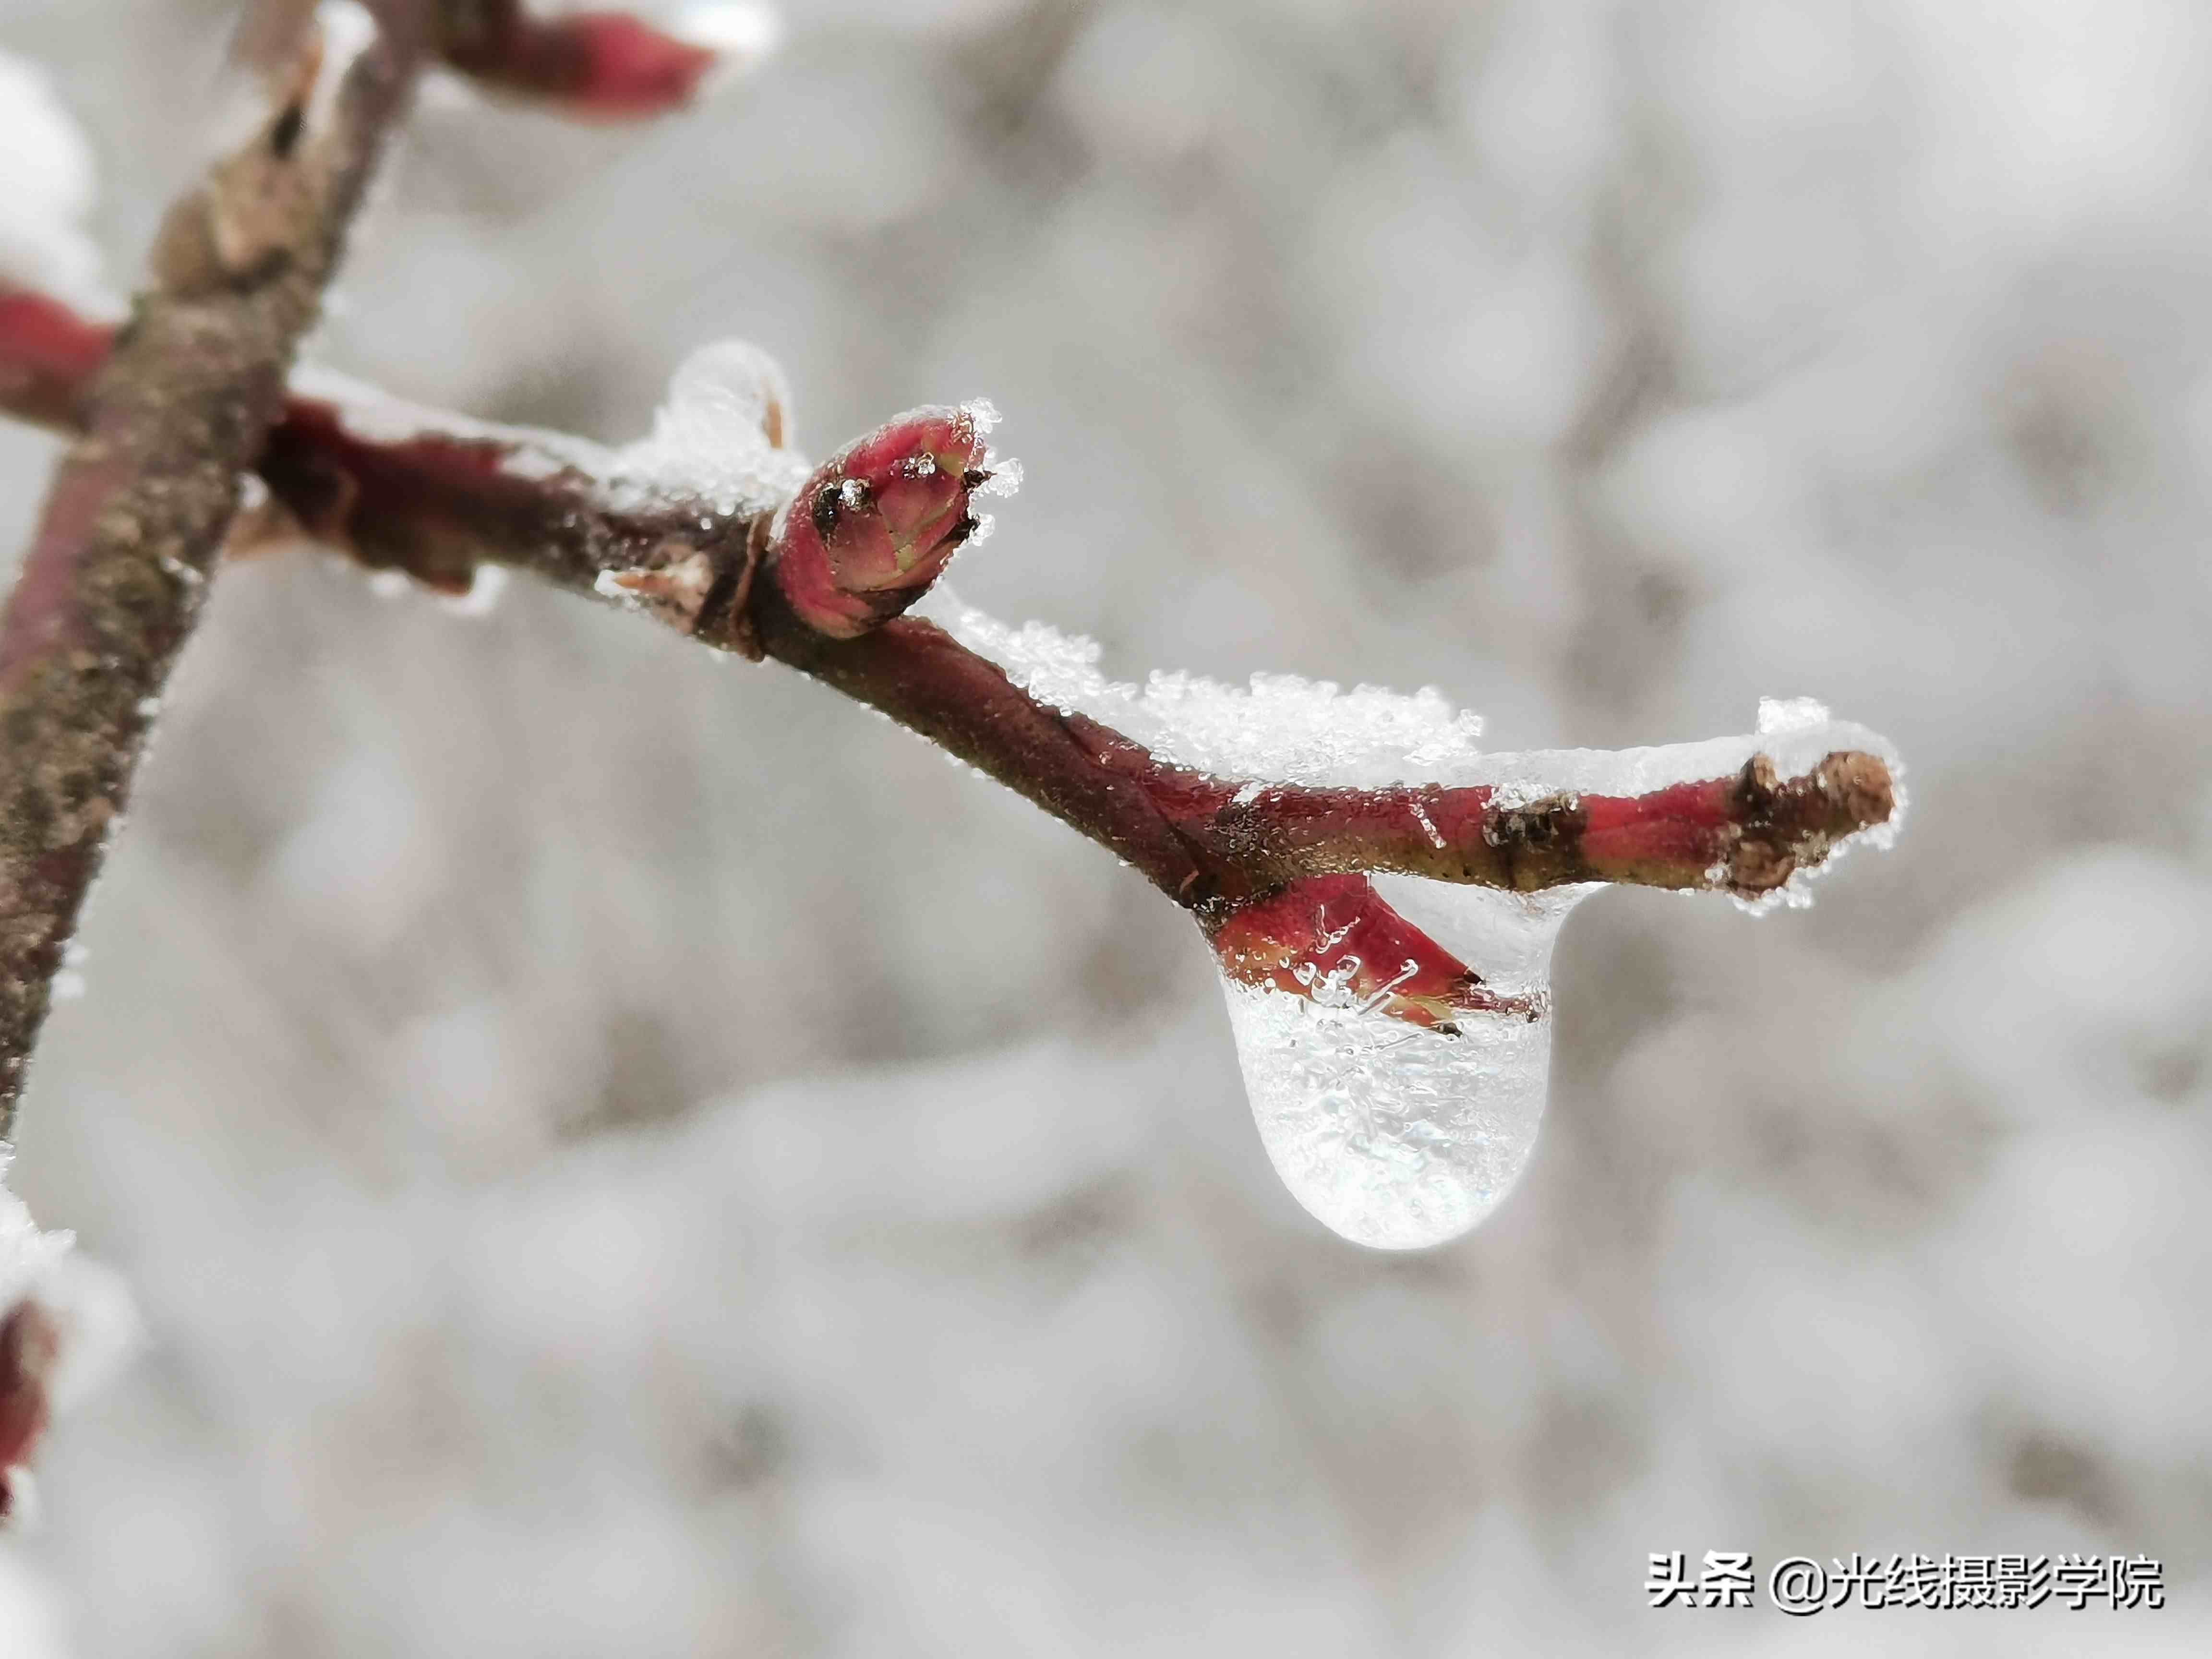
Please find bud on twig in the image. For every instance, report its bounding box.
[770,407,994,639]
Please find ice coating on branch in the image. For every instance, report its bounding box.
[915,587,1490,784]
[291,338,816,520]
[917,590,1901,815]
[0,50,109,309]
[920,592,1903,1248]
[1223,884,1582,1250]
[613,338,812,516]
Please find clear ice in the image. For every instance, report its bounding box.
[918,589,1904,1250]
[291,337,815,525]
[1223,882,1587,1249]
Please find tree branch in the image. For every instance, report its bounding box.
[0,290,1898,1035]
[0,9,433,1134]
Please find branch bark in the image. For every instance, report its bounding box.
[0,10,432,1134]
[0,295,1898,933]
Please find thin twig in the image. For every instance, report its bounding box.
[0,300,1898,930]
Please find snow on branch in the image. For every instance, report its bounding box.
[0,1159,133,1524]
[0,275,1900,1249]
[0,290,1900,913]
[0,292,1899,915]
[0,292,1899,912]
[0,0,1907,1267]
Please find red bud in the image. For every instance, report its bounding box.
[771,407,991,639]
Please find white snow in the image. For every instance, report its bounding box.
[293,339,815,525]
[920,588,1901,817]
[974,456,1022,497]
[919,591,1903,1248]
[915,587,1491,786]
[0,1548,67,1659]
[0,1152,135,1422]
[666,3,784,81]
[0,1165,73,1325]
[613,338,811,515]
[0,50,108,309]
[307,4,380,134]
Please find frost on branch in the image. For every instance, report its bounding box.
[291,334,811,527]
[921,591,1904,1250]
[0,1156,133,1520]
[0,264,1893,1253]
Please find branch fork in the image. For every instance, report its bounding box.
[0,285,1902,1054]
[0,0,1900,1213]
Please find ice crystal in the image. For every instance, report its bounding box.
[922,589,1903,1248]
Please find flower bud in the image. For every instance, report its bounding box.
[771,406,994,639]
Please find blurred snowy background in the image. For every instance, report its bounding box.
[3,0,2211,1651]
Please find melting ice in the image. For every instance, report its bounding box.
[1223,882,1587,1250]
[920,589,1904,1250]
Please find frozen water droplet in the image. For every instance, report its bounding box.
[976,456,1022,497]
[962,397,1001,433]
[1219,882,1589,1250]
[914,591,1904,1243]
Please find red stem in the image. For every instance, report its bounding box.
[0,289,1898,1030]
